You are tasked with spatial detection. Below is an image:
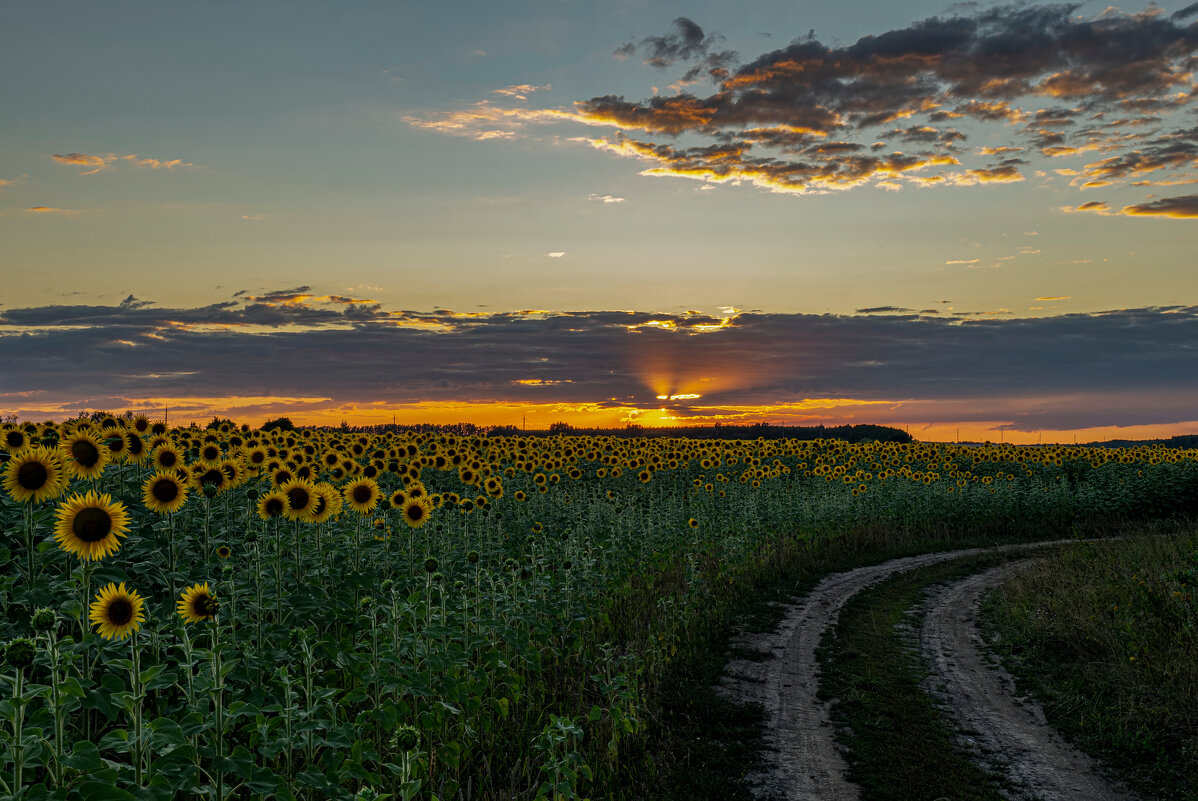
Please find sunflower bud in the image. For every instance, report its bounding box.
[423,557,438,574]
[202,483,218,499]
[467,550,480,564]
[3,637,37,669]
[32,607,57,633]
[393,724,420,752]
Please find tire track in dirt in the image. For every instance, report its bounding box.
[919,563,1135,801]
[720,539,1081,801]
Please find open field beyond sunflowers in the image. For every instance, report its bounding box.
[1,415,1197,801]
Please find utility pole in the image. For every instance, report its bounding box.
[164,406,168,426]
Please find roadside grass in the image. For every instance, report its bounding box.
[816,553,1027,801]
[622,525,1083,800]
[979,525,1198,801]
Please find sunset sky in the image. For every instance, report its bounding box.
[2,1,1196,441]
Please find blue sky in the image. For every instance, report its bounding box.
[2,1,1196,437]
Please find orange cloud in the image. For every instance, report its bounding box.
[25,206,80,215]
[1119,194,1198,219]
[52,151,195,174]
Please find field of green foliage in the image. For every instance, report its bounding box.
[1,415,1196,800]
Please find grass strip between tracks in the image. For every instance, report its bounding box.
[816,552,1021,801]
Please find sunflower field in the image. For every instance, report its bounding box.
[1,415,1197,800]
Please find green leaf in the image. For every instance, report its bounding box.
[78,782,137,801]
[213,744,255,780]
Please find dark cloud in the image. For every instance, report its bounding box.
[566,6,1198,196]
[616,17,732,74]
[3,292,1198,431]
[1120,193,1198,217]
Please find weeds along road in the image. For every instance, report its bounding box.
[919,563,1135,801]
[720,539,1134,801]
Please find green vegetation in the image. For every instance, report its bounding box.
[1,417,1196,799]
[980,529,1198,801]
[817,554,1015,801]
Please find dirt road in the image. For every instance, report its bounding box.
[720,540,1131,801]
[919,563,1134,801]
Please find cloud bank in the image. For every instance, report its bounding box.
[3,290,1197,432]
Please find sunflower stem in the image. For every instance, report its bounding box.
[9,667,26,793]
[210,620,226,801]
[130,630,145,787]
[22,503,35,587]
[44,628,67,788]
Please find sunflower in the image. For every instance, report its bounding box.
[3,446,68,504]
[192,463,228,494]
[150,443,184,472]
[198,443,223,465]
[123,432,149,465]
[177,582,219,624]
[90,582,146,640]
[309,482,342,524]
[142,471,189,514]
[281,478,319,522]
[389,488,407,508]
[219,458,245,489]
[256,489,289,520]
[99,426,128,462]
[342,477,381,514]
[216,545,232,559]
[688,518,699,529]
[400,497,432,528]
[54,490,131,561]
[55,430,108,480]
[243,446,268,472]
[1,426,30,454]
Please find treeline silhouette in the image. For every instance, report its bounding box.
[311,420,914,443]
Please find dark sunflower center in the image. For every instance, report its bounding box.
[251,452,264,464]
[73,507,113,542]
[352,485,372,503]
[200,468,224,486]
[264,497,284,516]
[107,598,133,626]
[202,446,220,460]
[406,504,425,522]
[287,487,311,510]
[17,461,49,490]
[192,595,219,617]
[313,496,327,515]
[126,436,144,455]
[72,439,101,467]
[157,450,177,467]
[5,431,25,448]
[152,479,179,503]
